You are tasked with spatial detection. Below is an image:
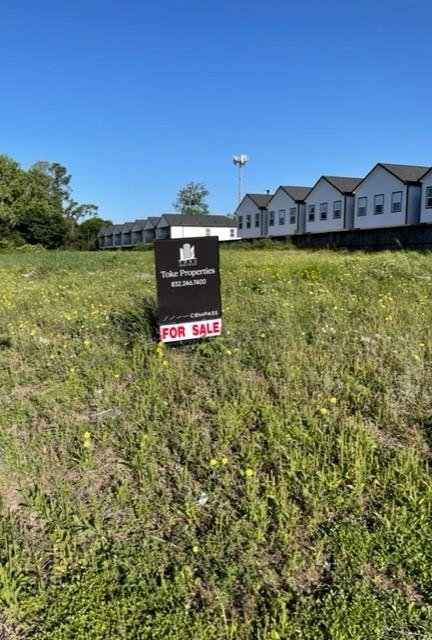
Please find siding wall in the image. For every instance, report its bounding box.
[235,197,263,239]
[305,179,346,233]
[266,190,299,236]
[353,166,407,229]
[169,226,237,241]
[420,171,432,223]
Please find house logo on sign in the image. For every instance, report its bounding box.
[178,243,197,266]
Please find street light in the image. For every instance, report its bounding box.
[233,154,248,203]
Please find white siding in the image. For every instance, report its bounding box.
[305,179,346,233]
[170,226,238,241]
[235,196,262,238]
[353,166,407,229]
[266,188,299,237]
[420,170,432,223]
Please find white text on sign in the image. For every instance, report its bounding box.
[160,319,222,343]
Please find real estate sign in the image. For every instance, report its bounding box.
[154,236,222,343]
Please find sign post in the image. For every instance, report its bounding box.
[154,236,222,343]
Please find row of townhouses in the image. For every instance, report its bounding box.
[97,214,238,248]
[235,163,432,238]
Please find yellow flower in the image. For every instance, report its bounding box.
[83,439,91,449]
[83,431,91,440]
[329,397,337,405]
[320,407,329,415]
[192,545,199,554]
[162,360,168,366]
[209,458,218,467]
[413,354,421,361]
[221,457,229,465]
[245,468,254,477]
[83,339,91,347]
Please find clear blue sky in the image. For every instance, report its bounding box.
[1,0,431,222]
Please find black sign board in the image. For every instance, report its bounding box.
[154,236,222,342]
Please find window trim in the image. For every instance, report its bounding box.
[278,209,286,225]
[374,194,384,215]
[357,196,367,216]
[426,186,432,209]
[246,214,251,229]
[308,204,315,222]
[289,207,296,225]
[255,212,260,228]
[269,211,275,227]
[390,191,402,213]
[319,202,328,221]
[333,200,342,219]
[238,215,243,229]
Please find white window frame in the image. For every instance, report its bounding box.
[238,216,243,229]
[289,207,296,224]
[374,194,384,215]
[319,202,328,221]
[255,212,260,227]
[333,200,342,219]
[278,209,286,225]
[357,197,367,216]
[308,204,315,222]
[426,186,432,209]
[246,215,251,229]
[269,211,275,227]
[391,191,403,213]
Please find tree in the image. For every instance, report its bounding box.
[173,181,209,215]
[77,216,112,250]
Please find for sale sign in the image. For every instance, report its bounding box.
[154,236,222,343]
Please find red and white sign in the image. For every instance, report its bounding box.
[160,319,222,343]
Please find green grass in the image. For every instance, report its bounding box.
[1,247,432,638]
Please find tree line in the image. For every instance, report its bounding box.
[0,154,110,249]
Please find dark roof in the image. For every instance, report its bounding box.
[379,163,430,183]
[132,219,147,230]
[323,176,362,193]
[280,186,311,201]
[145,216,162,228]
[159,214,236,227]
[248,193,273,208]
[122,222,134,232]
[421,167,432,180]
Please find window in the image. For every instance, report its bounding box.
[391,191,402,213]
[308,204,315,222]
[426,187,432,209]
[255,212,260,227]
[320,203,328,220]
[279,209,286,225]
[333,200,342,219]
[289,207,296,224]
[374,194,384,215]
[230,228,235,238]
[357,197,367,216]
[246,215,251,229]
[205,228,211,236]
[269,211,275,226]
[238,216,243,229]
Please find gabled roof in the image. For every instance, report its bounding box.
[306,175,362,198]
[420,167,432,181]
[248,193,273,208]
[323,176,362,193]
[354,163,430,191]
[159,214,236,228]
[122,222,134,232]
[132,219,147,230]
[279,186,311,202]
[144,216,162,229]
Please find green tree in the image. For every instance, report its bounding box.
[77,216,112,250]
[173,181,209,215]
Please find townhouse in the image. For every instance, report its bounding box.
[304,176,361,233]
[235,193,272,239]
[420,168,432,224]
[266,186,311,236]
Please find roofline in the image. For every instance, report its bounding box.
[306,175,354,198]
[420,166,432,181]
[280,185,312,201]
[354,163,428,191]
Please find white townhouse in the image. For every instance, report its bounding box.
[155,214,238,241]
[353,163,429,229]
[305,176,361,233]
[266,186,311,236]
[121,222,134,247]
[420,168,432,223]
[235,193,272,239]
[131,219,146,245]
[143,217,161,243]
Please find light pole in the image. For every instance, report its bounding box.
[233,154,248,203]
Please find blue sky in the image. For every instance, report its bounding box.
[0,0,431,222]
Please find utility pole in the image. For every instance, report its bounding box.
[232,154,248,203]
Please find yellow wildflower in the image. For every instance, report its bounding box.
[221,457,229,465]
[320,407,329,415]
[245,468,254,477]
[210,458,218,467]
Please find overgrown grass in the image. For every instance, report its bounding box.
[1,248,432,638]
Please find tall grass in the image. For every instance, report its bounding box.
[0,248,432,638]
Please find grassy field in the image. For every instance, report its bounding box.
[1,246,432,639]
